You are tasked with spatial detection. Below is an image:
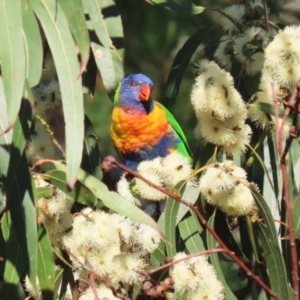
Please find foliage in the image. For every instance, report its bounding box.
[0,0,300,299]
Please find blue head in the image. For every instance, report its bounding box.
[114,74,154,113]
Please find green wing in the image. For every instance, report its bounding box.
[155,101,193,159]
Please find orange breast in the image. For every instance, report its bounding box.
[111,104,170,152]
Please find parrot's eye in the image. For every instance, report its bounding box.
[129,81,136,86]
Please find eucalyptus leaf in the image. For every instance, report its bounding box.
[6,155,38,296]
[58,0,90,64]
[0,76,12,176]
[206,211,237,299]
[0,0,26,127]
[21,1,43,88]
[292,194,300,239]
[29,0,84,188]
[178,213,205,253]
[165,196,179,257]
[251,189,291,299]
[164,28,210,105]
[84,0,124,96]
[2,212,25,299]
[256,221,292,300]
[37,225,55,299]
[91,42,124,96]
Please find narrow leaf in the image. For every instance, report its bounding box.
[21,1,43,88]
[84,0,124,95]
[2,212,25,299]
[6,100,32,194]
[57,0,90,63]
[206,211,237,299]
[37,225,55,299]
[164,28,210,105]
[176,182,200,224]
[178,213,205,253]
[256,221,292,299]
[0,0,26,126]
[83,0,123,48]
[91,42,124,96]
[6,155,38,296]
[165,197,179,257]
[29,0,84,188]
[290,140,300,193]
[0,76,12,175]
[251,189,291,299]
[150,241,166,267]
[292,194,300,239]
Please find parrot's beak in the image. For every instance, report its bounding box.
[139,84,151,101]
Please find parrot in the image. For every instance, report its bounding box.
[110,73,191,170]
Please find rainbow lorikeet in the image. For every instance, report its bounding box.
[111,73,191,170]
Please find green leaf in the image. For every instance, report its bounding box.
[6,155,38,296]
[206,211,237,300]
[214,210,249,263]
[43,169,98,208]
[6,99,32,182]
[256,221,292,300]
[292,194,300,239]
[178,213,205,253]
[54,268,64,300]
[290,140,300,193]
[0,76,12,175]
[84,0,124,95]
[176,182,200,225]
[164,197,179,257]
[0,0,26,127]
[164,28,210,105]
[251,189,291,299]
[251,189,280,245]
[57,0,90,63]
[150,241,166,267]
[81,116,101,179]
[51,161,164,237]
[91,42,124,96]
[36,187,53,199]
[21,1,43,88]
[150,0,205,14]
[84,0,123,48]
[247,143,276,197]
[37,225,55,299]
[29,0,84,188]
[2,212,25,299]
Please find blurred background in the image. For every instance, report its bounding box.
[83,0,300,162]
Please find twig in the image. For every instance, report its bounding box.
[35,114,66,159]
[88,270,101,300]
[272,80,300,300]
[147,249,226,276]
[111,159,281,300]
